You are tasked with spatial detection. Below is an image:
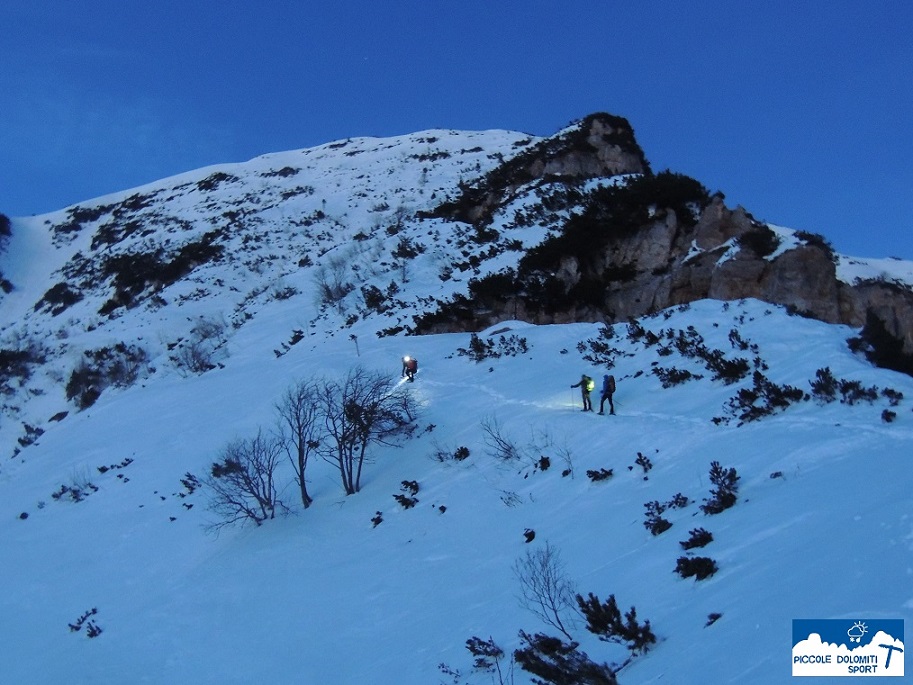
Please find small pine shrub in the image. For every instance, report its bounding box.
[586,468,614,482]
[576,592,657,655]
[838,379,879,405]
[457,332,529,361]
[675,556,718,580]
[0,345,45,394]
[68,607,102,636]
[652,366,701,388]
[65,361,103,409]
[635,451,652,473]
[577,324,628,368]
[726,371,806,422]
[393,493,418,509]
[514,631,617,685]
[643,500,672,536]
[704,350,751,384]
[737,225,780,257]
[465,636,506,674]
[882,388,904,406]
[680,527,714,550]
[810,367,838,403]
[360,284,387,313]
[34,282,84,315]
[667,492,689,509]
[394,480,419,508]
[700,461,739,515]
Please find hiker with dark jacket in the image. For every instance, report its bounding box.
[570,373,593,412]
[402,356,418,382]
[598,374,616,415]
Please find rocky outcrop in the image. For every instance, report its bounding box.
[423,190,913,355]
[430,113,648,226]
[838,279,913,352]
[416,114,913,358]
[528,114,648,180]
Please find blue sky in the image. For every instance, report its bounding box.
[3,1,912,259]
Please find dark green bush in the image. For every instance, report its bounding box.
[680,527,714,550]
[700,461,739,515]
[196,172,239,192]
[576,592,657,654]
[725,371,806,422]
[0,347,44,394]
[653,366,701,388]
[796,230,836,261]
[675,556,718,580]
[514,630,617,685]
[99,231,224,313]
[643,500,672,535]
[66,361,103,409]
[65,344,150,409]
[737,225,780,257]
[35,282,83,315]
[810,367,838,402]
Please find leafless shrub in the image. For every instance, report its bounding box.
[513,541,578,641]
[205,430,286,528]
[313,254,354,309]
[173,314,229,375]
[275,379,321,508]
[481,414,522,462]
[313,366,418,494]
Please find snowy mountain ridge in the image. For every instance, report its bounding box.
[0,117,911,683]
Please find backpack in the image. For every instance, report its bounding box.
[607,375,616,393]
[585,376,595,393]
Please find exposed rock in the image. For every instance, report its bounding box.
[838,279,913,352]
[758,246,841,322]
[430,113,648,226]
[422,181,913,355]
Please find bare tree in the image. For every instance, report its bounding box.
[314,366,418,495]
[313,254,354,309]
[481,414,522,462]
[513,542,578,641]
[173,314,229,375]
[205,430,285,528]
[275,379,320,508]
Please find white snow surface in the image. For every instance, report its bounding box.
[0,127,911,684]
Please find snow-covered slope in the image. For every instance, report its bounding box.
[2,296,911,683]
[0,128,545,453]
[1,126,911,683]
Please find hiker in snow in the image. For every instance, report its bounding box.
[570,373,594,412]
[402,356,418,382]
[598,374,616,415]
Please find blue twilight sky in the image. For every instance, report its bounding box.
[2,1,912,259]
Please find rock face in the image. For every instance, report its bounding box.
[425,156,913,355]
[529,114,649,180]
[431,112,649,226]
[589,199,848,325]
